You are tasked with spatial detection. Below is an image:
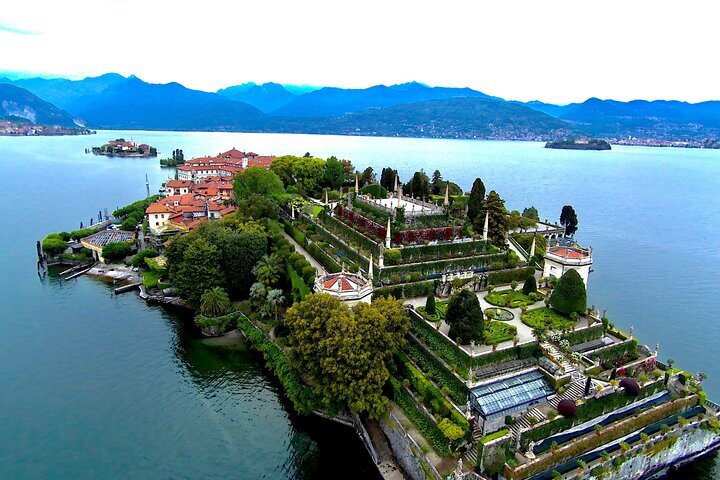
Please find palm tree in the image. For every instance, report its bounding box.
[266,289,285,323]
[200,287,232,317]
[249,282,266,300]
[253,255,282,287]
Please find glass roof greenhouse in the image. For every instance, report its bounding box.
[470,369,553,418]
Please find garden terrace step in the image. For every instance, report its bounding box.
[549,378,587,408]
[463,443,478,467]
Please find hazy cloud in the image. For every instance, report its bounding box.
[0,23,38,35]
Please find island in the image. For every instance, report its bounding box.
[545,138,612,150]
[38,149,720,480]
[92,138,157,157]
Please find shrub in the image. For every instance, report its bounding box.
[425,291,436,315]
[129,248,159,268]
[488,267,534,285]
[522,276,537,295]
[42,236,69,255]
[102,242,133,263]
[360,183,387,199]
[69,227,100,240]
[550,269,586,314]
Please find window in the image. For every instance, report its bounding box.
[155,214,158,219]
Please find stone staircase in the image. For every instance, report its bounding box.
[549,379,587,408]
[462,424,483,467]
[540,342,575,374]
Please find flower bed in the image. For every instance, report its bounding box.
[336,205,387,241]
[318,210,379,253]
[393,226,462,245]
[522,307,576,330]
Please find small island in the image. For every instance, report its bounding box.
[92,138,157,157]
[39,150,720,480]
[545,138,611,150]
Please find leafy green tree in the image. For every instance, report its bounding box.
[200,287,232,316]
[269,155,298,186]
[474,190,507,246]
[323,156,345,190]
[233,166,285,201]
[405,170,430,199]
[102,242,133,263]
[560,205,579,236]
[237,193,279,220]
[341,159,356,184]
[522,275,537,295]
[41,235,69,255]
[550,269,587,314]
[522,206,540,221]
[445,289,484,343]
[285,294,408,417]
[425,291,436,315]
[253,254,283,288]
[380,167,398,191]
[129,248,159,268]
[467,178,486,222]
[168,236,224,307]
[431,169,443,194]
[293,156,326,197]
[360,166,376,186]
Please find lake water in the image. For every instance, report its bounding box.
[1,131,718,478]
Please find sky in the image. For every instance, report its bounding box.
[1,0,719,104]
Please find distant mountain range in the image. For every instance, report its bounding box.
[0,83,80,127]
[2,73,720,142]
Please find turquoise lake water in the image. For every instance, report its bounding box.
[0,131,718,478]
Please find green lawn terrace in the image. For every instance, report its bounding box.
[283,191,523,291]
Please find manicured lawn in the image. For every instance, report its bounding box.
[288,264,311,299]
[485,321,517,345]
[480,428,509,444]
[142,270,160,288]
[312,205,323,217]
[417,301,449,322]
[485,289,536,308]
[521,307,576,330]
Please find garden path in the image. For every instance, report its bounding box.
[281,231,327,275]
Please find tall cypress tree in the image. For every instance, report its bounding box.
[467,178,486,222]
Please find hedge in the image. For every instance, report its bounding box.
[379,252,506,280]
[282,219,307,246]
[360,183,387,199]
[310,220,370,271]
[318,210,379,253]
[488,267,535,285]
[508,395,697,480]
[405,337,468,404]
[305,242,341,273]
[373,280,435,299]
[237,315,320,414]
[389,378,452,457]
[562,324,604,346]
[409,311,539,375]
[587,339,639,367]
[385,240,499,265]
[398,356,470,437]
[519,380,664,448]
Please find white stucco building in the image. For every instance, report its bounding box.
[542,244,593,287]
[314,271,373,307]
